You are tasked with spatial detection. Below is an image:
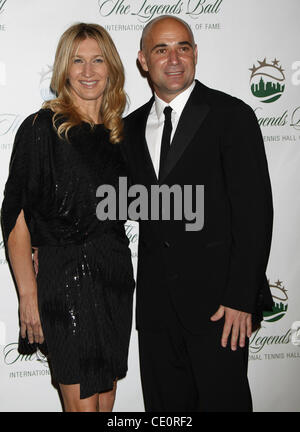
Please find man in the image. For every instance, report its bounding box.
[123,15,273,412]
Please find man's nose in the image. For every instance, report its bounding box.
[168,49,180,65]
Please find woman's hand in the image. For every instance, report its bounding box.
[19,292,44,344]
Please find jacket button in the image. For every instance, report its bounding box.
[164,241,170,248]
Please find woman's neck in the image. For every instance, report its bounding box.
[73,97,103,124]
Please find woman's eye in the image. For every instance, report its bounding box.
[73,58,83,64]
[94,58,104,63]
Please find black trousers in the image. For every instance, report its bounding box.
[138,303,252,412]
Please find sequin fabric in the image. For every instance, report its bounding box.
[1,109,135,399]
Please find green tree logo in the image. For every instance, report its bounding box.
[263,280,288,323]
[249,58,285,103]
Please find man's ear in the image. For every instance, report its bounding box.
[194,44,198,66]
[138,50,149,72]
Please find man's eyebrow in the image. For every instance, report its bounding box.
[150,43,168,53]
[150,41,193,52]
[178,41,193,47]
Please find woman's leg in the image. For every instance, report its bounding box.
[98,380,117,412]
[59,383,99,412]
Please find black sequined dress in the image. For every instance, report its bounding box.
[1,109,134,399]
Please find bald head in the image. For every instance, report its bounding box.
[138,15,197,103]
[140,15,195,51]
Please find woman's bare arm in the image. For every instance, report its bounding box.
[7,210,44,344]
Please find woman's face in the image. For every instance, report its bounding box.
[67,37,109,106]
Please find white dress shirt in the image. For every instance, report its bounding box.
[145,80,196,178]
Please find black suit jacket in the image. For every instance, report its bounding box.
[123,80,273,333]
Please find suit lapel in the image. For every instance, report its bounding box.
[159,81,210,184]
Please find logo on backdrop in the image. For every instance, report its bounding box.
[0,113,23,136]
[249,278,300,358]
[0,0,7,31]
[39,65,56,102]
[3,342,48,367]
[263,279,288,323]
[249,58,285,103]
[251,61,300,134]
[0,113,23,154]
[3,342,50,380]
[0,0,7,15]
[291,106,300,130]
[98,0,224,22]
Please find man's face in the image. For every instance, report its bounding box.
[138,18,197,102]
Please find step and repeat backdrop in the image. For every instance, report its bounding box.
[0,0,299,412]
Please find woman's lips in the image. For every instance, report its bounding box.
[79,80,98,88]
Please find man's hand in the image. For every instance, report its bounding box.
[210,305,252,351]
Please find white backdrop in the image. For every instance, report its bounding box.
[0,0,299,412]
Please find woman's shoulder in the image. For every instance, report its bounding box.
[14,109,56,150]
[23,108,54,128]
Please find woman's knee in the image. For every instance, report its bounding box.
[98,381,117,412]
[59,383,98,412]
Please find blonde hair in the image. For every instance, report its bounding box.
[43,23,126,143]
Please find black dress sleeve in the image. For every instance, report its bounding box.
[1,111,48,245]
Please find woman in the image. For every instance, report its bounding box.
[1,23,134,412]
